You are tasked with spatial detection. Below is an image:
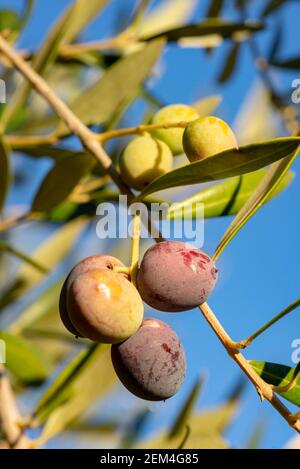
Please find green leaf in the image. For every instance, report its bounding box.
[138,137,300,199]
[143,19,263,42]
[54,39,165,136]
[206,0,224,18]
[138,0,198,39]
[250,361,300,407]
[214,146,299,260]
[32,153,95,212]
[193,95,222,116]
[0,217,88,308]
[0,241,48,273]
[0,139,10,213]
[261,0,287,17]
[168,377,204,438]
[0,330,51,384]
[270,56,300,70]
[0,4,75,130]
[139,401,236,449]
[169,169,294,219]
[34,345,117,445]
[218,43,240,83]
[61,0,109,45]
[0,10,20,32]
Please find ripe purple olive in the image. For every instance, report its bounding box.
[136,241,218,312]
[59,255,139,342]
[111,318,186,401]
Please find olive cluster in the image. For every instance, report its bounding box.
[59,105,237,401]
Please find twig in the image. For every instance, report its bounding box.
[199,303,300,432]
[0,364,29,448]
[99,121,188,142]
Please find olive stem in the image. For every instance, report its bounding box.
[129,211,141,286]
[236,298,300,349]
[98,121,189,142]
[114,266,131,276]
[199,302,300,433]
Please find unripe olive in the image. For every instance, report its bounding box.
[137,241,218,312]
[59,255,128,337]
[119,136,172,190]
[111,318,186,401]
[151,104,199,155]
[67,268,144,343]
[183,116,238,162]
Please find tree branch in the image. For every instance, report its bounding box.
[0,365,29,448]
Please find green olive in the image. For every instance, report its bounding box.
[151,104,199,155]
[183,116,238,162]
[119,135,173,190]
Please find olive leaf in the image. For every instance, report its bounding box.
[33,345,117,446]
[0,240,48,273]
[261,0,287,17]
[138,0,198,39]
[0,330,52,384]
[0,138,10,213]
[54,39,165,136]
[143,19,264,42]
[193,95,222,116]
[270,56,300,70]
[60,0,109,45]
[214,146,299,260]
[0,4,75,130]
[250,361,300,407]
[206,0,224,18]
[0,217,88,309]
[32,153,95,212]
[138,137,300,199]
[168,377,204,438]
[0,9,20,33]
[218,42,240,83]
[168,169,294,219]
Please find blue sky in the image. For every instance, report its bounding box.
[1,0,300,449]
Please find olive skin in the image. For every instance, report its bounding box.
[119,136,173,191]
[183,116,238,162]
[59,255,128,337]
[111,318,186,401]
[66,268,144,343]
[151,104,199,155]
[136,241,218,312]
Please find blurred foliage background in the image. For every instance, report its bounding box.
[0,0,300,449]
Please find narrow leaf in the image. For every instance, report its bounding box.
[261,0,287,17]
[214,146,299,260]
[0,217,88,308]
[218,43,240,83]
[0,330,51,384]
[169,169,294,219]
[206,0,224,18]
[193,95,222,116]
[55,39,165,136]
[271,56,300,70]
[250,361,300,407]
[32,153,95,212]
[34,346,117,445]
[143,20,264,42]
[138,138,300,199]
[0,139,10,213]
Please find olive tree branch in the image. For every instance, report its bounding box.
[1,35,299,437]
[0,364,30,448]
[199,303,300,433]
